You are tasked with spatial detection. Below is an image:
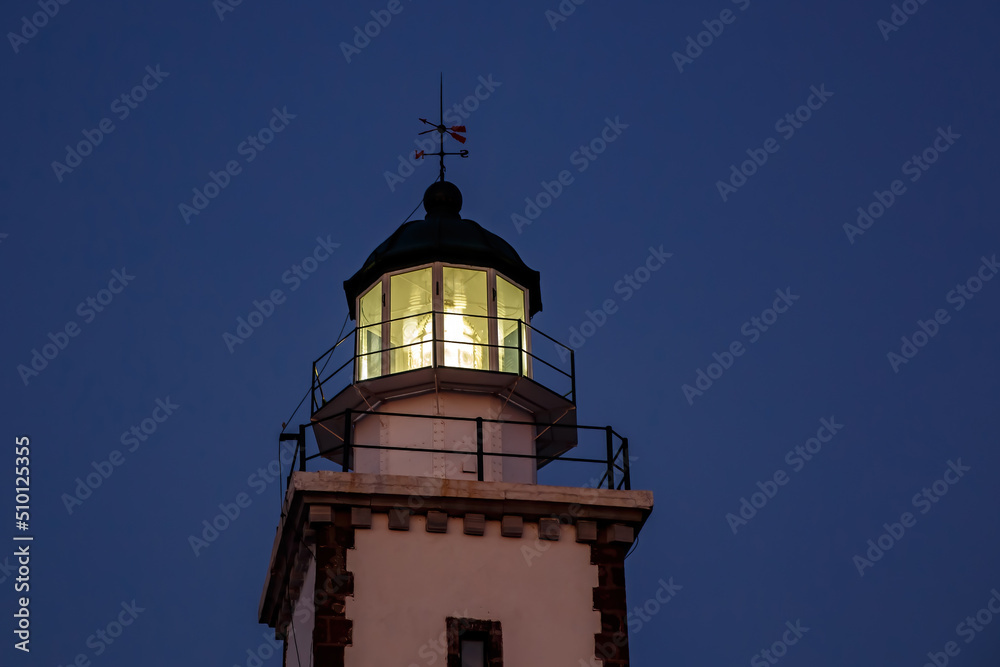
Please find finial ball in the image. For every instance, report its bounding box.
[423,181,463,217]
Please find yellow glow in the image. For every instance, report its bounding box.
[357,284,382,380]
[443,268,488,370]
[390,268,433,373]
[497,275,526,373]
[358,266,531,379]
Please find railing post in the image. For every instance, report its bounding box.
[514,320,524,375]
[278,429,302,491]
[570,350,576,404]
[298,424,307,472]
[605,426,615,490]
[476,417,484,482]
[621,437,630,490]
[311,362,317,413]
[342,409,352,472]
[432,311,438,368]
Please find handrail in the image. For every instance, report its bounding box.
[288,316,637,494]
[284,405,632,490]
[300,409,632,490]
[312,408,603,430]
[309,310,577,412]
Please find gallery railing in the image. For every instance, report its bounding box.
[309,311,576,414]
[281,408,631,491]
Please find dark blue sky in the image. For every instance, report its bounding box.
[3,0,1000,665]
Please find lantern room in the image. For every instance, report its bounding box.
[308,181,582,484]
[343,180,542,381]
[351,262,531,379]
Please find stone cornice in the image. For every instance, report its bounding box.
[259,472,654,632]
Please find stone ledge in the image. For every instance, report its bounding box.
[292,471,652,506]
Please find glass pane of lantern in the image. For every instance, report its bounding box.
[496,275,526,374]
[460,638,485,667]
[357,283,382,380]
[443,267,488,370]
[390,268,433,373]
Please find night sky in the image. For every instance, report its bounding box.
[3,0,1000,665]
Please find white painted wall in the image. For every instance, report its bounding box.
[350,392,536,483]
[345,514,599,667]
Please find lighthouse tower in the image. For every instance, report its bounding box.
[258,179,653,667]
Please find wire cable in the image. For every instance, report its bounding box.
[276,194,425,513]
[279,193,423,437]
[625,533,640,560]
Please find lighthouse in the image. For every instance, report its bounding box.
[257,175,653,666]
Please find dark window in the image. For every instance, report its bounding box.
[446,617,502,667]
[460,638,485,667]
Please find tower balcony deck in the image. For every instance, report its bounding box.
[302,406,631,490]
[302,311,628,480]
[279,316,632,491]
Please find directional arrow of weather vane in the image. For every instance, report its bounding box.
[414,76,469,182]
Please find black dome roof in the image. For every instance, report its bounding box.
[343,182,542,318]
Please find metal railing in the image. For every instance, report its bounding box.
[283,408,631,491]
[309,311,576,413]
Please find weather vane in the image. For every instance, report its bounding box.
[415,74,468,182]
